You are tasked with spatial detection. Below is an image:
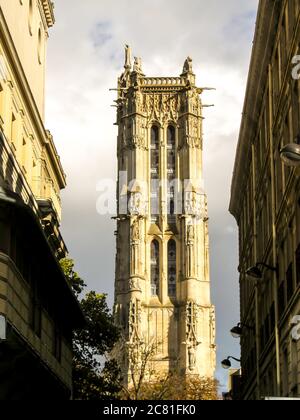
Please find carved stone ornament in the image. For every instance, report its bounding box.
[182,56,193,74]
[133,57,143,74]
[188,344,196,371]
[128,277,141,292]
[187,224,195,244]
[185,191,206,219]
[128,299,143,350]
[185,301,201,370]
[142,93,181,124]
[129,191,146,216]
[124,44,132,69]
[131,218,140,242]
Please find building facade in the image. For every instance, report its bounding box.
[230,0,300,400]
[223,369,242,401]
[114,48,216,382]
[0,0,84,399]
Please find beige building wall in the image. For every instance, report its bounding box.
[0,0,65,221]
[0,253,73,389]
[0,0,54,119]
[114,50,216,381]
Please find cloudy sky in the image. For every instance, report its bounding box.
[45,0,259,391]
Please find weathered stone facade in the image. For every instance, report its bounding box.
[114,47,216,381]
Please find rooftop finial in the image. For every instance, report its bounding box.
[182,56,193,74]
[124,44,132,70]
[133,57,143,74]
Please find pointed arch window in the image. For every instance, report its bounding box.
[167,125,175,147]
[167,126,176,176]
[168,239,177,297]
[151,125,159,178]
[167,125,176,222]
[151,126,160,222]
[151,240,160,296]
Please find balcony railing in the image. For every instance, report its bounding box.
[0,130,38,215]
[141,77,185,87]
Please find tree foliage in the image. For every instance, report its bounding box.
[60,258,86,297]
[60,258,219,401]
[119,339,219,401]
[122,372,219,401]
[120,340,158,400]
[140,375,219,400]
[60,258,122,400]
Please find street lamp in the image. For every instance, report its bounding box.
[221,356,241,370]
[280,143,300,167]
[246,262,277,280]
[230,323,255,339]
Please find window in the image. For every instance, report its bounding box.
[292,82,300,139]
[278,281,285,319]
[28,0,33,36]
[275,144,284,211]
[260,324,265,351]
[256,133,261,172]
[291,339,298,391]
[169,189,175,215]
[0,215,9,254]
[264,313,270,345]
[29,296,42,338]
[37,27,42,64]
[150,126,160,222]
[273,49,280,108]
[21,137,27,172]
[296,243,300,285]
[0,83,4,124]
[168,240,176,297]
[288,0,297,39]
[270,302,275,332]
[11,113,17,149]
[150,240,160,296]
[167,150,175,174]
[151,125,159,147]
[280,13,287,69]
[282,348,289,396]
[167,126,176,176]
[286,263,294,303]
[283,112,292,184]
[167,126,175,147]
[167,126,176,222]
[53,326,62,362]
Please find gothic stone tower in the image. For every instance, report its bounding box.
[114,47,216,381]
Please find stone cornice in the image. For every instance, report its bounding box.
[40,0,55,28]
[229,0,279,220]
[0,8,66,189]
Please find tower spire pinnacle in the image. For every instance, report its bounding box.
[182,56,194,74]
[114,55,216,384]
[124,44,132,70]
[181,56,196,85]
